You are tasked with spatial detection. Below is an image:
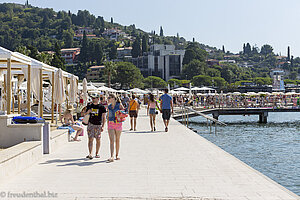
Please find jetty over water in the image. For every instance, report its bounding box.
[174,107,300,123]
[0,109,299,199]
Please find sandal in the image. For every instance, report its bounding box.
[107,158,114,162]
[86,155,93,160]
[95,155,100,158]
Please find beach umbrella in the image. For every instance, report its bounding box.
[98,86,110,92]
[233,92,241,95]
[191,87,202,91]
[128,88,147,94]
[54,69,65,105]
[87,82,97,91]
[107,87,117,93]
[82,78,88,103]
[174,87,189,91]
[54,69,65,125]
[69,75,76,103]
[118,89,129,94]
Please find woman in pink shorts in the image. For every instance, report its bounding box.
[107,94,124,162]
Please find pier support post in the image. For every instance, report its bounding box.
[212,112,219,121]
[259,112,268,123]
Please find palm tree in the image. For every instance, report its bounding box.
[104,61,117,88]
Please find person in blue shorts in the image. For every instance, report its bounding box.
[160,89,173,132]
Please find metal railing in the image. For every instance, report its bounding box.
[179,106,227,134]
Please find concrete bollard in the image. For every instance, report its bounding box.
[42,122,50,154]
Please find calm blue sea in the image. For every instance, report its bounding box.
[185,112,300,196]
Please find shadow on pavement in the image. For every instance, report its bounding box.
[39,158,107,166]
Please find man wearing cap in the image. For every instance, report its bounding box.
[85,93,106,159]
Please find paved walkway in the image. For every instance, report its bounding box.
[0,109,299,200]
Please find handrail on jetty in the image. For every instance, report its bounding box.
[177,106,227,134]
[186,107,227,126]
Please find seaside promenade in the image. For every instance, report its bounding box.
[0,108,299,200]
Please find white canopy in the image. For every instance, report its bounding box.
[198,87,216,91]
[118,89,129,94]
[87,82,97,91]
[174,87,189,91]
[97,86,110,91]
[191,87,203,91]
[128,88,147,94]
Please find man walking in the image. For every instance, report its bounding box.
[85,94,106,159]
[160,89,173,132]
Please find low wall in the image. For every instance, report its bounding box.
[0,141,42,185]
[50,129,69,153]
[0,115,43,148]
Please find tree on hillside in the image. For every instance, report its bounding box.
[94,43,103,65]
[160,26,164,37]
[51,42,65,70]
[111,17,113,24]
[15,46,30,56]
[181,59,207,80]
[167,78,182,88]
[62,30,73,48]
[142,34,148,54]
[79,31,88,63]
[132,36,141,58]
[182,42,207,65]
[192,75,212,87]
[260,44,273,56]
[104,61,117,88]
[206,68,221,77]
[27,45,39,60]
[113,62,144,88]
[144,76,167,88]
[287,46,290,61]
[222,45,225,53]
[212,77,227,88]
[109,42,117,60]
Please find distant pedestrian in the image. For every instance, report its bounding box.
[129,94,139,131]
[84,94,107,159]
[160,89,173,132]
[147,93,161,132]
[107,94,125,162]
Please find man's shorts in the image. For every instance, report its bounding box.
[162,109,171,120]
[108,121,122,131]
[87,122,102,139]
[129,110,138,118]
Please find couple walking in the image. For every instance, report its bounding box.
[147,89,174,132]
[84,93,124,162]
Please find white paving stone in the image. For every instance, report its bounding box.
[0,109,299,200]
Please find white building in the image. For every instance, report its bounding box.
[131,44,185,81]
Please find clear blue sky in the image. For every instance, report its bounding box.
[1,0,300,57]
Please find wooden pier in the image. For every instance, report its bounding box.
[174,107,300,123]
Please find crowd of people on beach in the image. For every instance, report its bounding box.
[61,89,174,162]
[170,93,300,109]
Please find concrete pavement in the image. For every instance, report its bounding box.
[0,109,299,200]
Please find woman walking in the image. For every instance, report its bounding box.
[147,94,160,132]
[107,94,124,162]
[129,94,139,131]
